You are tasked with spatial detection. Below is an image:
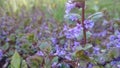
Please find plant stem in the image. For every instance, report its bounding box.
[81,1,86,45]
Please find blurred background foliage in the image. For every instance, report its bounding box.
[0,0,120,23]
[0,0,66,22]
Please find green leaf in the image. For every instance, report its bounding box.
[79,61,88,68]
[26,33,35,42]
[60,39,65,45]
[21,43,32,54]
[105,64,112,68]
[113,23,119,30]
[7,49,14,57]
[9,34,16,42]
[86,31,92,39]
[24,19,31,27]
[75,50,90,61]
[11,51,21,68]
[52,56,58,63]
[39,41,52,53]
[87,12,103,22]
[107,47,120,59]
[93,66,100,68]
[27,55,43,68]
[21,60,28,68]
[61,63,68,68]
[44,58,51,68]
[2,43,9,50]
[84,44,93,50]
[76,45,83,51]
[95,39,101,45]
[75,44,92,51]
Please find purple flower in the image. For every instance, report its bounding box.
[117,65,120,68]
[99,57,105,63]
[74,41,80,46]
[0,50,3,60]
[68,14,79,21]
[106,42,112,48]
[60,50,66,55]
[109,35,116,41]
[117,35,120,39]
[87,63,93,68]
[65,55,72,60]
[63,25,68,31]
[107,30,120,47]
[100,30,107,37]
[115,39,120,47]
[36,51,44,56]
[93,47,100,54]
[54,49,66,56]
[84,20,94,29]
[115,30,120,35]
[111,61,117,65]
[51,38,57,44]
[115,30,120,39]
[64,24,83,39]
[52,62,57,67]
[64,31,75,39]
[65,2,76,14]
[64,13,81,22]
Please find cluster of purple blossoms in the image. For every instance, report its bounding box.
[69,14,79,21]
[64,1,94,39]
[54,49,66,56]
[107,30,120,48]
[64,13,81,22]
[92,30,107,39]
[53,45,66,56]
[64,24,83,39]
[65,1,76,14]
[53,44,72,61]
[65,0,80,22]
[84,20,94,29]
[63,20,94,39]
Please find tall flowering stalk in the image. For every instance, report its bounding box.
[65,0,88,46]
[75,0,87,45]
[81,1,86,45]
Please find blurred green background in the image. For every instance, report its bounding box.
[0,0,120,22]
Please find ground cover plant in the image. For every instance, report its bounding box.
[0,0,120,68]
